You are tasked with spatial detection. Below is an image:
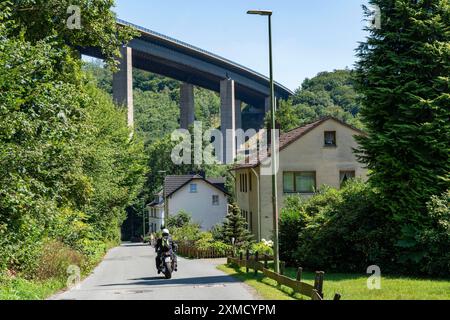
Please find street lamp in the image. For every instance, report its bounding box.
[247,9,280,274]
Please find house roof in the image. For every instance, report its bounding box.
[164,175,229,197]
[148,191,164,207]
[231,116,366,170]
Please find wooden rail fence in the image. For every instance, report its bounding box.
[228,250,341,301]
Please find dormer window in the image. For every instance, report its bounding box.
[324,131,336,147]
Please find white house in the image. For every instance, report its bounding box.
[147,191,165,233]
[164,174,229,230]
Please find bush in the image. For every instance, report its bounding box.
[167,212,202,243]
[33,240,84,281]
[417,191,450,276]
[166,211,192,229]
[251,240,274,256]
[194,232,232,255]
[280,180,395,272]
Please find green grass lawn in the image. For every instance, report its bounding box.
[218,263,450,300]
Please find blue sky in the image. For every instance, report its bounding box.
[113,0,369,91]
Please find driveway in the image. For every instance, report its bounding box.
[50,243,258,300]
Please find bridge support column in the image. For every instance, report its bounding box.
[264,96,271,114]
[220,79,236,164]
[235,99,242,130]
[113,46,134,127]
[264,96,279,115]
[180,83,195,129]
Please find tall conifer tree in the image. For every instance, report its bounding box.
[355,0,449,262]
[222,203,254,248]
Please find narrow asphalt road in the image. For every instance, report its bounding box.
[50,243,258,300]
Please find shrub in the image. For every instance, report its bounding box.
[280,181,450,276]
[195,232,215,250]
[251,240,274,256]
[166,211,192,229]
[168,212,202,243]
[417,191,450,276]
[33,240,84,281]
[211,224,225,242]
[194,232,232,255]
[280,180,395,272]
[279,196,309,265]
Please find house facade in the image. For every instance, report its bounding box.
[233,117,368,241]
[147,192,165,233]
[164,174,229,230]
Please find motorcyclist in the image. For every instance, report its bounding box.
[155,228,178,273]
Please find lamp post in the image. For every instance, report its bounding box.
[142,198,146,241]
[158,170,167,229]
[247,9,280,273]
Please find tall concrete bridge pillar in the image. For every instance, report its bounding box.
[220,79,236,164]
[180,83,195,129]
[235,99,242,130]
[265,96,280,115]
[113,46,134,127]
[264,96,271,114]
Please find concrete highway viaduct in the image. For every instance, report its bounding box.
[81,19,293,162]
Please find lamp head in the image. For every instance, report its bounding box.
[247,10,272,16]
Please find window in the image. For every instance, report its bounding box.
[324,131,337,146]
[240,173,249,193]
[283,171,316,193]
[340,170,356,187]
[212,195,219,206]
[244,174,248,192]
[283,172,295,193]
[190,183,198,193]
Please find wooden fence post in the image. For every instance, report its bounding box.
[314,271,324,299]
[245,249,250,273]
[296,267,303,282]
[254,252,259,276]
[264,254,268,269]
[280,261,286,275]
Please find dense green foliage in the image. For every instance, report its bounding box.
[280,180,449,276]
[267,70,364,132]
[418,190,450,275]
[355,0,450,269]
[166,211,192,229]
[280,181,393,272]
[0,1,146,280]
[9,0,137,69]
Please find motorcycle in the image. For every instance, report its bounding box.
[159,251,175,279]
